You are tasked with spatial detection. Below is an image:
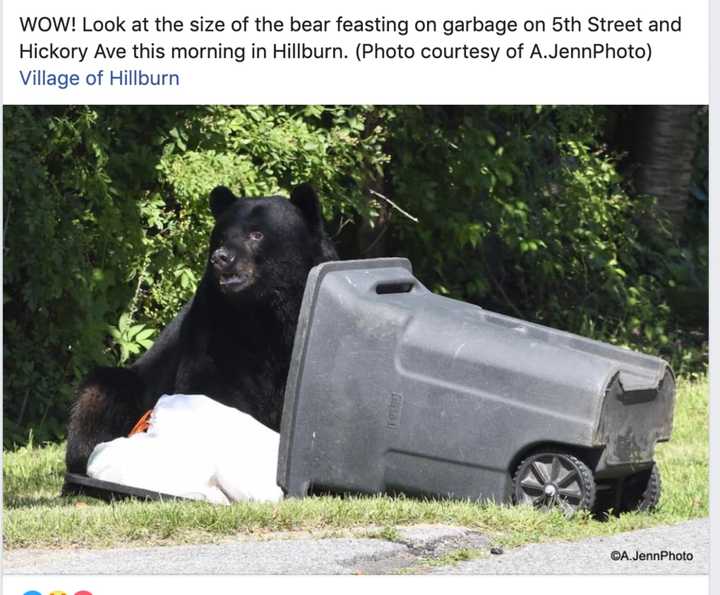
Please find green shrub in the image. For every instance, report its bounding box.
[386,106,705,371]
[2,105,388,446]
[3,105,706,447]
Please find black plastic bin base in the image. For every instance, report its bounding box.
[63,472,190,502]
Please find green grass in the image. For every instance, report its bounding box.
[3,376,708,550]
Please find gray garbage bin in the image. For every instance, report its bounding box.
[278,258,675,514]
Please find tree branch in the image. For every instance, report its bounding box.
[369,189,419,223]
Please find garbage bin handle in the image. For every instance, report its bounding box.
[374,278,416,294]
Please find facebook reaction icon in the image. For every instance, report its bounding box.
[23,591,42,595]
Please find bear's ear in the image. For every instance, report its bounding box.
[209,186,237,219]
[290,183,322,232]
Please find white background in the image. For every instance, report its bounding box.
[1,0,710,104]
[1,574,712,595]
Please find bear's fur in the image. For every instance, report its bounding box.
[64,183,337,480]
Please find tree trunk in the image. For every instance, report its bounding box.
[630,106,699,232]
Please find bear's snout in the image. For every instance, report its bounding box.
[211,247,235,269]
[211,246,255,293]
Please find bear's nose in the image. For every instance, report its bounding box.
[211,247,235,268]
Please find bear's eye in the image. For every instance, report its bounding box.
[249,231,264,241]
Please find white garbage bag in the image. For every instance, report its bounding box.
[86,394,283,504]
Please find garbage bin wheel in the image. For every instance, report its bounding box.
[619,462,662,513]
[513,452,596,515]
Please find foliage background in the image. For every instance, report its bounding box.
[2,105,708,447]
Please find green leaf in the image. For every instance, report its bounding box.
[135,328,155,342]
[127,324,146,339]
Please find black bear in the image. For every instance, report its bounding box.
[64,183,337,479]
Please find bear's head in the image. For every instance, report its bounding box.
[206,183,335,300]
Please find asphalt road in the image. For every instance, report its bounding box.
[434,517,709,574]
[3,518,708,575]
